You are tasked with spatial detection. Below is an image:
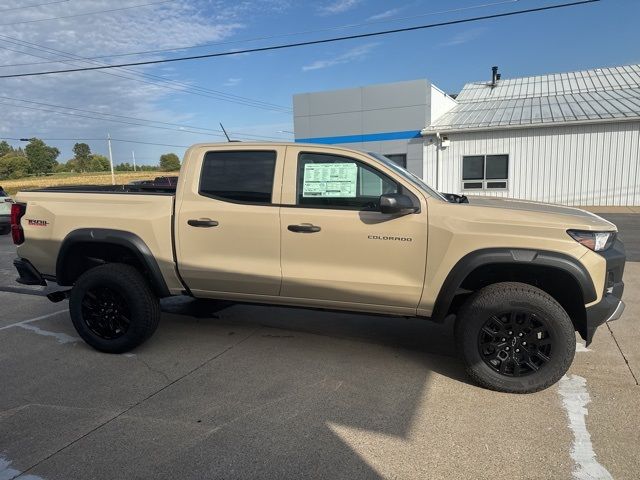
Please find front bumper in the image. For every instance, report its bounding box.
[584,239,626,344]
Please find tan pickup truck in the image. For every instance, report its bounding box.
[10,143,625,393]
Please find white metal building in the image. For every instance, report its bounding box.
[422,64,640,206]
[294,64,640,206]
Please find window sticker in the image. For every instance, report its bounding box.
[302,163,358,197]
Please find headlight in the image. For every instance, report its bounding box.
[567,230,616,251]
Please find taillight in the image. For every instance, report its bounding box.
[10,203,26,245]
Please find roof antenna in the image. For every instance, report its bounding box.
[220,122,232,142]
[219,123,241,142]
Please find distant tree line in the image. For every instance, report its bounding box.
[0,138,61,179]
[0,138,181,180]
[114,163,159,172]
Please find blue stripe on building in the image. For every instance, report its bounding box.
[295,130,422,144]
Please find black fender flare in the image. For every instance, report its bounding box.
[430,248,597,322]
[56,228,171,297]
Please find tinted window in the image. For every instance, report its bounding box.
[486,155,508,179]
[200,150,276,204]
[462,154,509,190]
[462,156,484,180]
[297,152,398,210]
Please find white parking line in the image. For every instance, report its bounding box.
[16,323,79,344]
[0,310,68,332]
[576,341,591,352]
[0,454,45,480]
[558,375,613,480]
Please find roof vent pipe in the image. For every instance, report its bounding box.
[491,66,500,87]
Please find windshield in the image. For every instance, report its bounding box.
[368,152,448,202]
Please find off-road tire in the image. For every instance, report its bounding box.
[69,263,160,353]
[455,282,575,393]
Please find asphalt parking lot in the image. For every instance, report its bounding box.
[0,215,639,480]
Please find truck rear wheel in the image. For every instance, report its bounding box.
[69,263,160,353]
[455,282,575,393]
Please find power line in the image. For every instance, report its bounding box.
[0,0,70,12]
[0,0,522,68]
[0,0,173,26]
[0,95,290,140]
[96,138,190,148]
[0,100,222,136]
[0,0,600,79]
[0,35,292,112]
[0,100,289,141]
[1,136,190,149]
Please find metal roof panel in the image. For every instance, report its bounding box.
[425,64,640,131]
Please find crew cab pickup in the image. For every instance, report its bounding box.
[10,143,626,393]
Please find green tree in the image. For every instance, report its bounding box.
[25,138,59,175]
[88,154,110,172]
[72,142,92,172]
[0,140,13,157]
[115,162,134,171]
[0,155,31,180]
[159,153,180,171]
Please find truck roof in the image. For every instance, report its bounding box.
[187,142,368,155]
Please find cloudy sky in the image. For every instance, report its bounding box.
[0,0,638,164]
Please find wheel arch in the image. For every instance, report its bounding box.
[431,248,597,340]
[56,228,170,297]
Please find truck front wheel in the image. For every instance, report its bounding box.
[455,282,576,393]
[69,263,160,353]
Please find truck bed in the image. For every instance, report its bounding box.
[14,188,183,293]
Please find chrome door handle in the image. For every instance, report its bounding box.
[288,224,321,233]
[188,218,219,227]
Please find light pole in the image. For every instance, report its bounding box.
[107,134,115,185]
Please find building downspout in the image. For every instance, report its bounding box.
[435,132,441,191]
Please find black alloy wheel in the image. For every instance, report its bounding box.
[81,287,131,340]
[69,263,160,353]
[455,282,575,393]
[478,311,553,377]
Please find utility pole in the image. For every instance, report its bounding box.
[107,133,115,185]
[132,150,137,172]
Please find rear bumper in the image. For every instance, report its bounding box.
[13,258,47,286]
[0,214,9,227]
[583,239,626,344]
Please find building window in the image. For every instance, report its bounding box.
[462,154,508,190]
[200,150,277,204]
[383,154,407,168]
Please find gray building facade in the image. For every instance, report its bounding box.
[293,79,456,178]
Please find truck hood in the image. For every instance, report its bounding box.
[464,195,616,230]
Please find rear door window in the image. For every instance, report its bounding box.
[199,150,277,204]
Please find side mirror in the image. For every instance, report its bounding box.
[379,193,417,215]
